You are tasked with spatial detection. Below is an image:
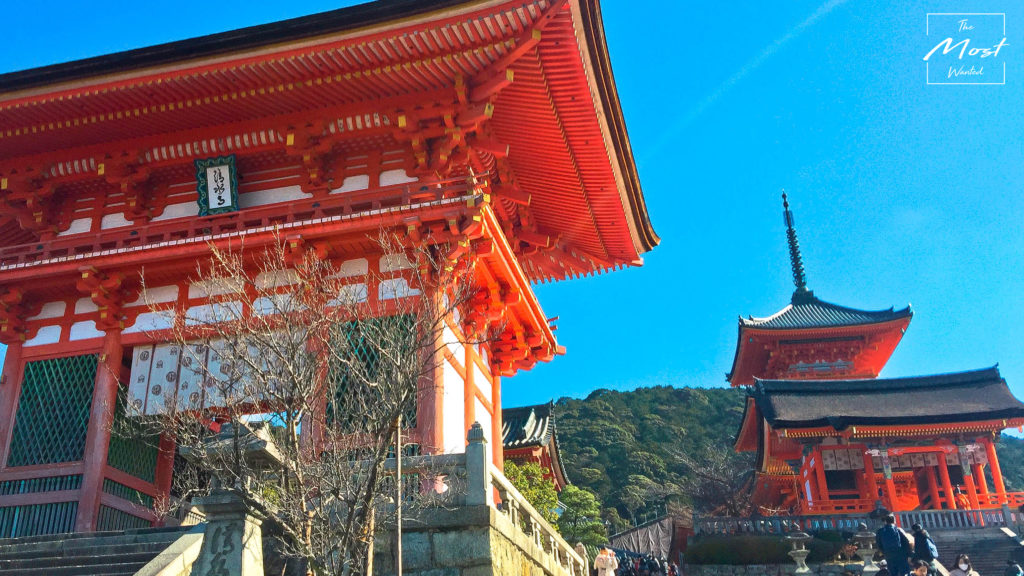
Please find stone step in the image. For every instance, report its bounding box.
[0,526,189,558]
[0,525,188,547]
[0,561,146,576]
[0,548,159,570]
[0,540,171,561]
[0,525,194,575]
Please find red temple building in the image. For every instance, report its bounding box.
[731,195,1024,515]
[502,401,570,491]
[0,0,656,536]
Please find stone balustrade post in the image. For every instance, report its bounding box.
[466,421,493,506]
[575,543,589,576]
[191,489,267,576]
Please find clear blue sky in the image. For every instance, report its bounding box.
[2,1,1022,411]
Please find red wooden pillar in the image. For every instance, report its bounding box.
[881,449,898,510]
[813,447,830,505]
[963,471,981,510]
[490,372,502,467]
[464,341,475,446]
[924,465,941,510]
[0,341,24,468]
[153,433,176,525]
[973,463,990,505]
[76,329,123,532]
[862,449,879,506]
[983,436,1008,504]
[937,450,957,510]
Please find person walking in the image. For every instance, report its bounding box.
[949,554,979,576]
[876,513,912,576]
[595,548,619,576]
[910,523,940,575]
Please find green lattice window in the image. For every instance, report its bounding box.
[0,502,78,538]
[325,316,417,432]
[96,505,151,531]
[107,387,159,483]
[7,355,98,467]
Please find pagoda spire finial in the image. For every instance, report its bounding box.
[782,191,813,303]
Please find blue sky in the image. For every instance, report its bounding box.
[2,1,1022,411]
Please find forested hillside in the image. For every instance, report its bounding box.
[553,385,1024,532]
[554,386,746,531]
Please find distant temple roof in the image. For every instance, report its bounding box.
[502,401,570,490]
[750,366,1024,429]
[502,401,557,449]
[738,295,913,329]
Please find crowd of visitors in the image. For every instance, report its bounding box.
[593,547,679,576]
[874,513,1021,576]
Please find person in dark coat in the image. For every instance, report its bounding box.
[910,523,939,575]
[876,514,912,576]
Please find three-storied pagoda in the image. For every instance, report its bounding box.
[732,195,1024,515]
[0,0,657,536]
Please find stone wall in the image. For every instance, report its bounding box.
[684,563,870,576]
[373,505,577,576]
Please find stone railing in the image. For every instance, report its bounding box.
[461,423,587,576]
[694,513,874,535]
[897,506,1018,530]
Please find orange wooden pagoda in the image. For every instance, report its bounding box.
[0,0,657,536]
[731,195,1024,516]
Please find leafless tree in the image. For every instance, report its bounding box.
[676,444,755,517]
[127,231,481,576]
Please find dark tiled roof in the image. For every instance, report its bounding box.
[751,367,1024,429]
[502,402,555,449]
[739,292,912,330]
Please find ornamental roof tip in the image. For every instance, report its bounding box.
[738,294,913,330]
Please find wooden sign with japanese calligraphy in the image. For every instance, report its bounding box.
[195,155,239,216]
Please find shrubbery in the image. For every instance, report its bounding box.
[685,531,845,565]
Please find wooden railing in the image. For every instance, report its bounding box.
[0,176,479,268]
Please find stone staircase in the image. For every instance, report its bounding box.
[929,527,1023,576]
[0,525,199,576]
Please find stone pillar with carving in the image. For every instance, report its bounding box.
[191,490,267,576]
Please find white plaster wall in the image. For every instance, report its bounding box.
[255,268,299,289]
[331,258,369,278]
[24,325,61,347]
[126,285,179,307]
[473,363,491,404]
[443,360,466,454]
[153,201,199,221]
[379,169,418,186]
[69,320,104,341]
[101,213,132,230]
[378,278,420,300]
[185,301,242,325]
[475,398,493,465]
[444,324,464,361]
[238,185,310,209]
[123,311,173,334]
[57,218,93,236]
[27,301,66,321]
[332,174,369,194]
[379,254,414,272]
[74,297,98,314]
